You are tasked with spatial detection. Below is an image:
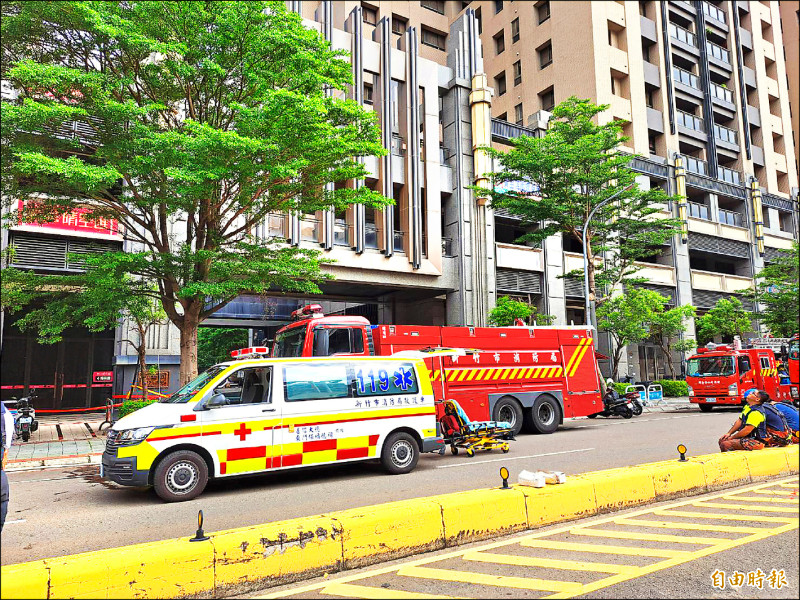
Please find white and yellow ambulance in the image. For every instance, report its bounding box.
[101,351,445,501]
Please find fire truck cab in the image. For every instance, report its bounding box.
[686,341,795,410]
[272,305,603,435]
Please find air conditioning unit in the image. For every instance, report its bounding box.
[527,110,551,133]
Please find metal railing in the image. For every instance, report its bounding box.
[391,135,405,156]
[718,208,744,227]
[439,146,451,164]
[672,66,700,89]
[710,82,733,104]
[393,231,405,253]
[300,217,319,242]
[267,213,287,239]
[669,22,697,47]
[718,165,742,185]
[702,1,726,23]
[365,224,378,249]
[714,123,738,144]
[333,221,349,246]
[706,40,730,64]
[677,109,704,132]
[684,155,708,175]
[688,201,711,220]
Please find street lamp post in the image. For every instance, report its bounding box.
[582,184,635,330]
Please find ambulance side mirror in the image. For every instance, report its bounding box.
[206,393,228,409]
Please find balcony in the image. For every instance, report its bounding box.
[751,144,765,167]
[773,152,788,174]
[495,242,543,272]
[640,15,658,43]
[267,213,287,239]
[669,22,698,48]
[688,201,711,220]
[762,39,775,62]
[743,66,756,88]
[611,93,632,122]
[677,110,705,132]
[706,40,731,65]
[769,113,783,135]
[300,217,320,243]
[746,104,761,127]
[718,165,742,185]
[709,82,733,105]
[714,123,738,144]
[609,46,629,76]
[643,60,661,87]
[491,119,537,142]
[672,66,700,91]
[718,207,744,228]
[646,107,664,133]
[766,77,780,99]
[688,218,751,242]
[684,156,708,175]
[691,270,753,293]
[702,2,727,24]
[740,27,752,50]
[634,262,677,286]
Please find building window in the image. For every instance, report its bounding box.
[495,72,507,96]
[642,40,651,62]
[475,7,482,34]
[421,0,445,15]
[511,18,520,43]
[392,15,407,35]
[494,30,505,55]
[538,42,553,69]
[537,1,551,24]
[421,26,447,50]
[648,134,657,154]
[364,82,373,104]
[362,5,377,25]
[539,87,555,111]
[495,0,504,14]
[610,74,616,95]
[514,103,524,125]
[497,112,508,121]
[513,60,522,86]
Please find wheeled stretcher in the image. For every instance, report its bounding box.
[438,399,514,457]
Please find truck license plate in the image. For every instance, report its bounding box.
[706,398,717,403]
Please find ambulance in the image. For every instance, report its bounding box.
[101,353,444,502]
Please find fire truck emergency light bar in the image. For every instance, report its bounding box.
[291,304,325,320]
[230,347,270,359]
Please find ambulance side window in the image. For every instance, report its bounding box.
[738,356,751,374]
[213,367,271,406]
[284,364,350,401]
[760,357,770,370]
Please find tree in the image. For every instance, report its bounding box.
[197,327,249,372]
[644,296,696,379]
[479,97,681,309]
[749,242,799,337]
[596,288,665,379]
[488,295,556,326]
[1,1,387,384]
[695,297,753,345]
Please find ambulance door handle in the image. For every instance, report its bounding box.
[262,408,276,413]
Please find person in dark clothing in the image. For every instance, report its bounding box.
[718,389,777,451]
[761,393,798,445]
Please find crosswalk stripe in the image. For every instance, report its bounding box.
[693,501,799,513]
[572,528,729,545]
[654,509,797,524]
[613,517,766,534]
[321,582,462,599]
[722,495,799,504]
[396,566,583,593]
[520,539,691,558]
[463,551,639,574]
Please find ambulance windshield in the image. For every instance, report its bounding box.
[161,365,226,403]
[687,356,735,377]
[273,327,307,358]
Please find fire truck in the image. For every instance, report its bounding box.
[788,334,799,405]
[686,338,796,411]
[266,304,604,435]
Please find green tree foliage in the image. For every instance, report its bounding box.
[479,97,680,307]
[644,295,696,379]
[488,295,556,326]
[695,297,753,345]
[749,242,799,338]
[596,288,666,379]
[1,1,387,383]
[197,327,249,372]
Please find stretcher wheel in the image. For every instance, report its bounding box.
[502,445,510,453]
[451,446,458,455]
[466,448,475,457]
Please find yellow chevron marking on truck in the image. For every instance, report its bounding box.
[568,339,593,377]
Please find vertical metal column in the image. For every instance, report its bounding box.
[674,153,689,244]
[404,27,422,270]
[750,178,765,257]
[346,6,366,254]
[732,1,752,159]
[319,1,335,250]
[693,1,719,179]
[661,2,677,135]
[375,17,394,257]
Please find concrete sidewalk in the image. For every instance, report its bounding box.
[5,413,108,470]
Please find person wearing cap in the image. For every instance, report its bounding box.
[760,392,798,445]
[718,388,772,452]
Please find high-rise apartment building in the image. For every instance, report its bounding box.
[779,0,799,172]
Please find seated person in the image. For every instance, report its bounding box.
[718,389,774,452]
[764,395,799,445]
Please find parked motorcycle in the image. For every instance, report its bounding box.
[587,384,638,419]
[618,375,644,416]
[13,396,39,442]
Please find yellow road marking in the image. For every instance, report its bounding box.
[722,495,799,503]
[777,482,798,488]
[463,551,639,574]
[693,501,799,513]
[520,539,690,558]
[613,517,767,534]
[572,528,729,544]
[396,566,583,593]
[654,509,797,524]
[752,489,796,496]
[320,582,463,599]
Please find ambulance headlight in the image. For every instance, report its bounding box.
[728,383,738,396]
[117,426,156,442]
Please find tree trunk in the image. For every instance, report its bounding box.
[179,304,201,386]
[661,341,676,379]
[611,343,624,381]
[137,343,149,400]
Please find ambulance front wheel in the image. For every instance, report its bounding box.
[381,432,420,475]
[153,450,209,502]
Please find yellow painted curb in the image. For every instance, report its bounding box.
[2,445,796,599]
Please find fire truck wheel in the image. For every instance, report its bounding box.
[698,404,713,412]
[381,432,419,474]
[451,445,459,455]
[529,395,561,434]
[153,450,209,502]
[493,396,524,436]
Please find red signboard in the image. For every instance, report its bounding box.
[17,200,119,237]
[93,371,114,383]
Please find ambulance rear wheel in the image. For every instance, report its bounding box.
[451,445,458,455]
[381,432,419,474]
[529,395,561,434]
[493,396,524,436]
[699,404,713,412]
[153,450,208,502]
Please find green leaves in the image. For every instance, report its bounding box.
[488,296,556,327]
[695,297,753,345]
[749,242,799,338]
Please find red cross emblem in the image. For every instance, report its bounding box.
[233,423,252,441]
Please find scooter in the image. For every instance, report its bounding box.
[13,396,39,442]
[619,375,644,416]
[587,386,638,419]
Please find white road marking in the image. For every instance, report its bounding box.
[4,519,27,525]
[436,447,595,469]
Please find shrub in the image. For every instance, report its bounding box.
[654,379,689,397]
[118,399,158,418]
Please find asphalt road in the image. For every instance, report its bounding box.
[1,406,752,566]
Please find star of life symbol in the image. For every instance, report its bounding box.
[550,352,557,362]
[473,353,480,363]
[513,352,520,363]
[493,352,501,363]
[393,368,414,391]
[531,352,539,363]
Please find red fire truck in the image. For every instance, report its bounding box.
[267,304,604,435]
[686,340,795,411]
[788,334,799,405]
